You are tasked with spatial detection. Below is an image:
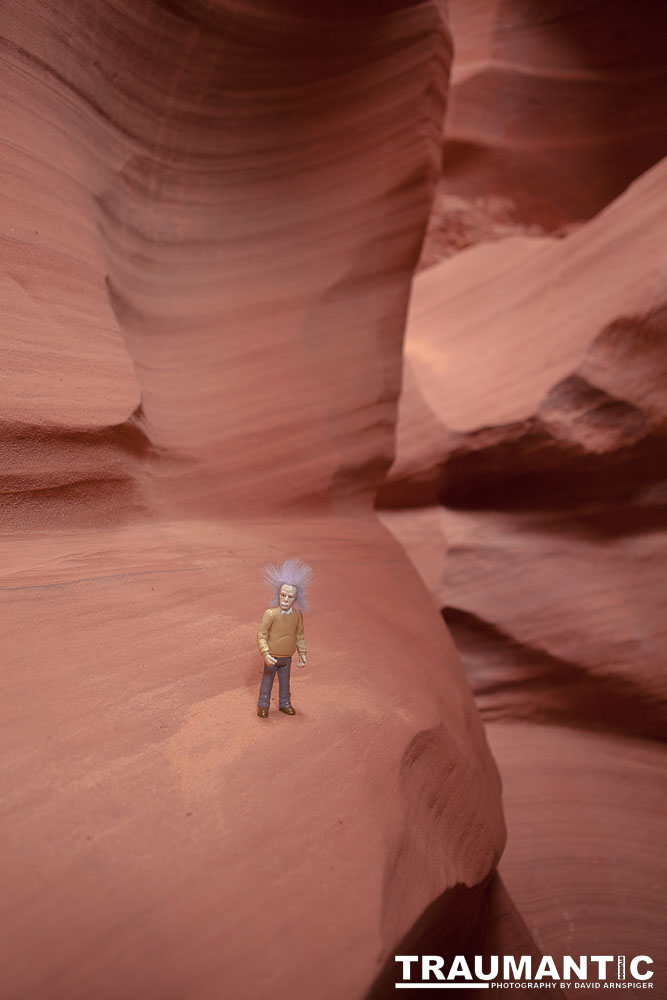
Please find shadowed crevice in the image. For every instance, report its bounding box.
[366,873,551,1000]
[444,607,667,742]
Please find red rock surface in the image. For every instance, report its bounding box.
[4,0,666,995]
[3,0,454,524]
[489,724,667,986]
[380,153,667,986]
[384,157,667,505]
[0,2,520,999]
[419,0,667,265]
[3,517,508,999]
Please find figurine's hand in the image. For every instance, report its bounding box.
[297,655,307,669]
[264,654,277,666]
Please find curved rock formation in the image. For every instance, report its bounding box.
[419,0,667,266]
[0,2,514,999]
[5,1,665,994]
[3,516,508,1000]
[383,157,667,506]
[3,0,454,524]
[381,157,667,734]
[380,155,667,982]
[489,723,667,983]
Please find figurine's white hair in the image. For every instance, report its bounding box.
[263,558,313,611]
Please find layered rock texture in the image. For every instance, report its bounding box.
[3,0,666,997]
[379,3,667,985]
[420,0,667,264]
[380,123,667,996]
[1,2,514,999]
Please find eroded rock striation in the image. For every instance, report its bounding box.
[383,158,667,510]
[419,0,667,265]
[380,156,667,980]
[4,0,665,994]
[0,2,516,999]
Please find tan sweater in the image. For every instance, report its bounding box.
[257,607,306,658]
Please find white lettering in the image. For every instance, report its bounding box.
[504,956,532,980]
[630,957,653,981]
[590,957,613,980]
[536,956,560,980]
[422,956,446,981]
[395,956,418,980]
[475,955,499,980]
[447,956,472,980]
[563,957,587,981]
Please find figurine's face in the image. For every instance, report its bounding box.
[279,585,297,611]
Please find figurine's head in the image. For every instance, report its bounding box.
[278,585,298,612]
[263,558,313,611]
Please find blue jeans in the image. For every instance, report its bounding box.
[257,656,292,708]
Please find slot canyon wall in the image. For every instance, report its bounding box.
[379,0,667,990]
[1,2,665,999]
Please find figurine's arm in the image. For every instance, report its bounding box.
[295,612,307,668]
[257,610,277,666]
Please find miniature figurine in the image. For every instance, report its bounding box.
[256,558,313,718]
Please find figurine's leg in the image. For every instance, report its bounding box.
[276,656,293,709]
[257,661,277,708]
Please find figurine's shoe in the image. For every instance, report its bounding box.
[257,707,269,718]
[279,706,296,715]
